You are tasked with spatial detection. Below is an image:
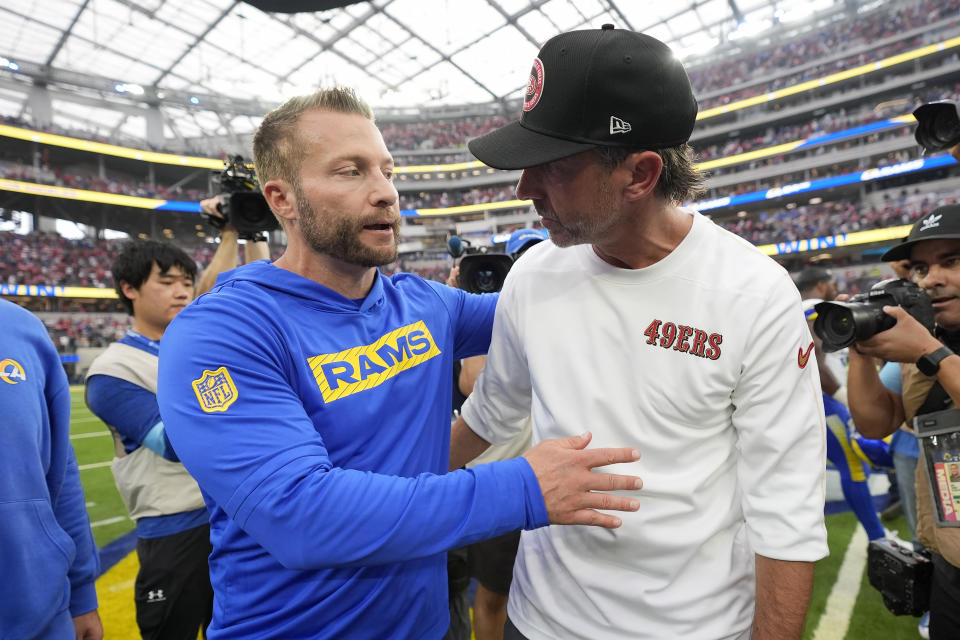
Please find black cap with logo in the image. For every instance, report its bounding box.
[468,24,699,170]
[881,204,960,261]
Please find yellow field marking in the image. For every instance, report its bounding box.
[96,552,139,639]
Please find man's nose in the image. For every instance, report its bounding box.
[371,173,398,208]
[515,168,543,201]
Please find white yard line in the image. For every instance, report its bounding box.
[71,416,106,424]
[90,515,129,528]
[812,526,869,640]
[71,431,110,440]
[78,460,112,471]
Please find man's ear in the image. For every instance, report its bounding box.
[119,281,139,305]
[621,151,663,201]
[263,179,298,224]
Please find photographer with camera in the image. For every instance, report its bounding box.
[845,204,960,638]
[84,196,270,640]
[798,267,888,542]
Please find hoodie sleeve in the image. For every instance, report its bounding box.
[423,279,498,360]
[157,297,547,571]
[42,328,99,616]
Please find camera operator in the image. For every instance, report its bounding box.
[197,196,271,292]
[847,204,960,639]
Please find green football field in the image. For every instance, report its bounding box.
[69,386,928,638]
[70,386,135,548]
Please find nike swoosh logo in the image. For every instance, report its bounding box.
[798,342,815,369]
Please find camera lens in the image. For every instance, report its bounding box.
[474,269,498,293]
[931,110,960,147]
[825,310,855,344]
[814,305,856,351]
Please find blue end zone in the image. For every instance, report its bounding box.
[98,530,138,576]
[824,492,893,516]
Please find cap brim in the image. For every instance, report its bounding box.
[468,121,598,170]
[881,234,960,261]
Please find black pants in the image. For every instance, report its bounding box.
[930,552,960,640]
[135,523,214,640]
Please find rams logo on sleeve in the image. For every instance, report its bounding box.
[192,366,238,413]
[0,358,25,384]
[308,321,441,403]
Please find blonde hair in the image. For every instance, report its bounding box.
[253,87,375,188]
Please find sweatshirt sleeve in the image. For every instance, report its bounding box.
[423,279,498,360]
[732,271,829,562]
[157,299,547,571]
[44,340,99,616]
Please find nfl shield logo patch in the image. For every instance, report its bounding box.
[192,367,238,413]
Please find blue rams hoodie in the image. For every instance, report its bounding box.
[0,299,99,639]
[157,261,548,639]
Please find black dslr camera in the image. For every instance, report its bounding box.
[813,278,935,352]
[914,100,960,154]
[867,539,932,616]
[206,156,278,240]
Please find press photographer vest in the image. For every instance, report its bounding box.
[902,362,960,567]
[85,342,206,521]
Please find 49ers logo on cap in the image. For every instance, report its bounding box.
[523,58,544,112]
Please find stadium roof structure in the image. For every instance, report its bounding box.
[1,0,847,150]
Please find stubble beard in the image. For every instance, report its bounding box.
[296,188,399,267]
[544,180,624,248]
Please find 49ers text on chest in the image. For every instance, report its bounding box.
[643,319,723,360]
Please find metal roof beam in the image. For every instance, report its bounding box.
[111,0,282,84]
[484,0,541,49]
[44,0,91,67]
[152,1,240,86]
[271,2,399,90]
[381,6,503,102]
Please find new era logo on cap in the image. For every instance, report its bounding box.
[610,116,632,135]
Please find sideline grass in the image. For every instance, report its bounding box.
[70,387,134,547]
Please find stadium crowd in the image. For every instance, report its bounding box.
[690,0,960,108]
[715,189,958,245]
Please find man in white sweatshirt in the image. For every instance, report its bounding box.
[450,25,828,640]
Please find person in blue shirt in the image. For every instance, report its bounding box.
[86,214,268,640]
[0,298,102,640]
[156,87,643,640]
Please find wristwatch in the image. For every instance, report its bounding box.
[916,346,955,376]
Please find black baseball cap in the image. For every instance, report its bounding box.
[795,267,833,292]
[468,24,698,170]
[881,204,960,261]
